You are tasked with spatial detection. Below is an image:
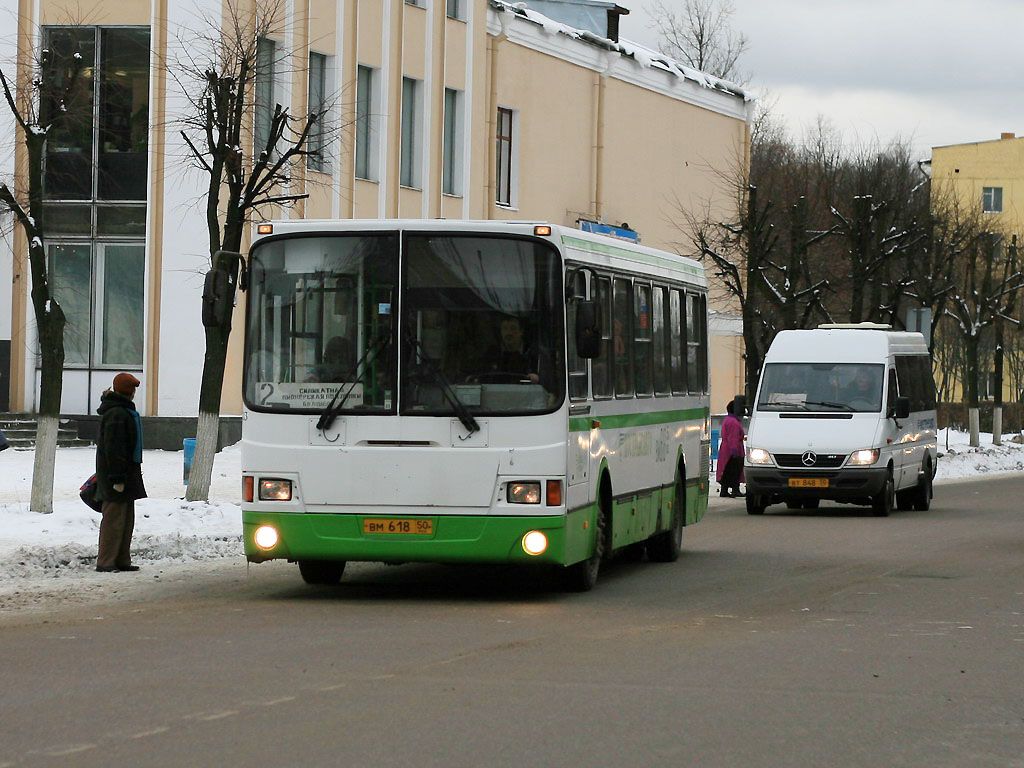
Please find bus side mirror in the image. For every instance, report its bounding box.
[575,300,600,359]
[891,396,911,420]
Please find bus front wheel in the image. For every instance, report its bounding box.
[562,501,608,592]
[298,560,347,585]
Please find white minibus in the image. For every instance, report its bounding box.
[743,324,937,516]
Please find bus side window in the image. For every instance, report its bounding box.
[670,288,685,393]
[592,277,612,397]
[686,293,700,394]
[652,286,669,395]
[634,282,653,396]
[567,271,588,401]
[613,277,634,398]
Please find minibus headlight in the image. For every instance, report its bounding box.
[746,447,773,465]
[507,482,542,504]
[848,448,880,466]
[259,478,293,501]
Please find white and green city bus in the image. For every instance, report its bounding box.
[241,220,710,590]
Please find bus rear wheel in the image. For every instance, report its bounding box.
[648,473,685,562]
[298,560,347,585]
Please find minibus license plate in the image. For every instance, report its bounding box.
[788,478,829,488]
[363,518,434,535]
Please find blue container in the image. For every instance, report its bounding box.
[710,429,720,460]
[183,437,196,484]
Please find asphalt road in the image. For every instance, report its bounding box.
[1,476,1022,768]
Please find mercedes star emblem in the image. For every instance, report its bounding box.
[801,451,817,466]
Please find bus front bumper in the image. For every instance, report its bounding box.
[242,508,598,567]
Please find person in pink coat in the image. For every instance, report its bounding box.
[716,400,746,497]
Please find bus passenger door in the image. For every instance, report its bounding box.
[566,270,591,506]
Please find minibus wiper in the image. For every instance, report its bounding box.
[405,331,480,435]
[316,333,391,431]
[803,400,854,411]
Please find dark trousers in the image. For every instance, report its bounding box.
[97,500,135,569]
[720,457,743,494]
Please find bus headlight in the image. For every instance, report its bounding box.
[522,530,548,556]
[254,525,279,549]
[747,447,773,465]
[507,482,541,504]
[848,448,880,466]
[259,478,292,501]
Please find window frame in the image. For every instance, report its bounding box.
[400,76,422,189]
[355,64,379,182]
[306,51,329,172]
[982,186,1003,213]
[495,106,517,207]
[442,87,464,196]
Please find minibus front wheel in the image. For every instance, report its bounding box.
[871,473,895,517]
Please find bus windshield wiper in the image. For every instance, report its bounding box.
[405,331,480,434]
[316,333,390,431]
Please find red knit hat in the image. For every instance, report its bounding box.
[112,372,141,396]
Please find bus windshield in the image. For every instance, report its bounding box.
[756,363,885,413]
[244,232,564,415]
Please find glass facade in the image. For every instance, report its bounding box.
[40,26,150,371]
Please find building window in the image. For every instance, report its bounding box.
[306,52,328,171]
[447,0,462,19]
[400,76,421,189]
[496,106,515,206]
[442,87,463,196]
[48,243,145,368]
[982,186,1003,213]
[355,65,377,181]
[254,37,276,156]
[43,26,150,202]
[405,0,425,6]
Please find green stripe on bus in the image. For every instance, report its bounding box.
[561,235,705,278]
[569,406,708,432]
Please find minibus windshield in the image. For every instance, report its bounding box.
[757,363,885,413]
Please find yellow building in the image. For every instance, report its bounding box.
[1,0,751,433]
[929,133,1022,404]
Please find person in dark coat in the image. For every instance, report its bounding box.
[94,373,147,572]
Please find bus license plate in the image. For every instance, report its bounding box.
[788,478,829,488]
[363,518,434,535]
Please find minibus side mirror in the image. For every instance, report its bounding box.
[891,396,911,420]
[575,300,601,359]
[733,394,747,416]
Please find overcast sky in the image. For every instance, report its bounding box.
[619,0,1024,158]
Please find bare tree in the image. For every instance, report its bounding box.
[944,232,1023,446]
[0,31,86,513]
[648,0,749,84]
[168,0,336,501]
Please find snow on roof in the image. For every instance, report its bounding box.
[491,0,753,102]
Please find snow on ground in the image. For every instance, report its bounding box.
[0,429,1021,609]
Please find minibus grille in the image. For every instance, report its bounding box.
[774,453,846,468]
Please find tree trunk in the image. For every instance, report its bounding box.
[965,332,980,448]
[185,248,240,502]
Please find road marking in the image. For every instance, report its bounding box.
[40,744,97,756]
[317,683,348,691]
[260,696,296,706]
[131,727,170,739]
[200,711,238,721]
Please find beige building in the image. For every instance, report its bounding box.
[1,0,751,430]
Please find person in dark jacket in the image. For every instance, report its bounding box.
[95,373,147,572]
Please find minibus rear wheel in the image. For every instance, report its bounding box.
[746,494,767,515]
[911,461,933,511]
